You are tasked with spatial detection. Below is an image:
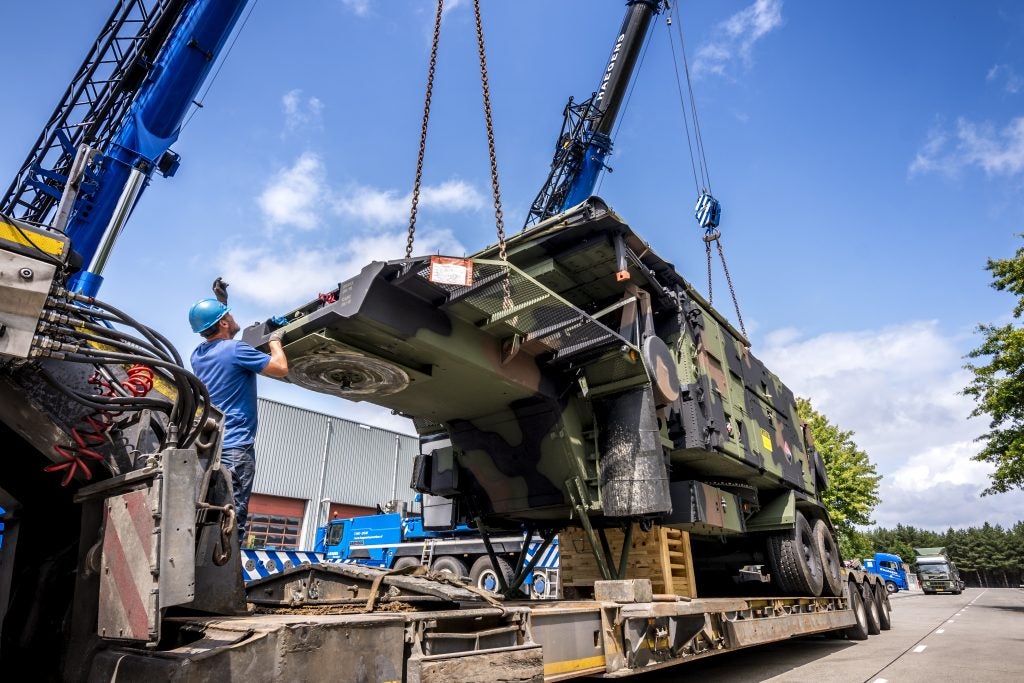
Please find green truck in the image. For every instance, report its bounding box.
[915,547,966,594]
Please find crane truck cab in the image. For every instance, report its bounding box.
[863,552,910,593]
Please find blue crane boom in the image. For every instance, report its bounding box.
[524,0,662,228]
[0,0,250,297]
[67,0,250,296]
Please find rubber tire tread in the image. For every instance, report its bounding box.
[431,555,468,578]
[767,511,824,597]
[874,583,892,631]
[392,556,421,571]
[861,581,881,635]
[469,555,514,592]
[813,518,844,597]
[845,582,870,640]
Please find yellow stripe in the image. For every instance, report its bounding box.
[543,654,606,676]
[0,218,65,256]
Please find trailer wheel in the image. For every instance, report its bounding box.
[844,581,870,640]
[431,556,468,578]
[393,557,421,571]
[767,511,824,596]
[813,518,843,597]
[885,580,898,594]
[861,581,881,635]
[470,556,514,593]
[874,582,892,631]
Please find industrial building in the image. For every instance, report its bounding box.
[248,398,418,550]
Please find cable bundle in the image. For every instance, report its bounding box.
[35,289,211,457]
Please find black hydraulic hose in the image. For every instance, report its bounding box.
[69,294,184,366]
[38,366,172,413]
[78,320,176,363]
[55,304,183,367]
[64,349,209,447]
[55,325,172,363]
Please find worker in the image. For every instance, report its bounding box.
[188,298,288,543]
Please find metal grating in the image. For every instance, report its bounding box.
[422,259,635,362]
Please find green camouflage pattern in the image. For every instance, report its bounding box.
[244,197,828,539]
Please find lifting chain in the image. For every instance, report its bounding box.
[472,0,507,262]
[407,0,507,262]
[406,0,445,259]
[704,229,748,341]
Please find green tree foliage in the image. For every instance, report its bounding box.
[963,236,1024,494]
[796,398,882,558]
[866,522,1024,588]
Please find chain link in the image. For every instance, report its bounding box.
[705,239,713,305]
[473,0,507,261]
[406,0,445,259]
[703,228,747,342]
[716,238,747,340]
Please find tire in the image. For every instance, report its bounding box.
[392,556,421,571]
[767,511,824,597]
[813,518,843,597]
[874,582,892,631]
[885,581,898,594]
[469,555,514,593]
[861,581,881,635]
[431,555,468,578]
[844,582,869,640]
[529,570,550,599]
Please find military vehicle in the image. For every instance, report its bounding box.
[243,196,843,599]
[915,547,965,594]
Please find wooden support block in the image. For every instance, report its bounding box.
[559,524,697,598]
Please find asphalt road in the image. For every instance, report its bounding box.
[606,588,1024,682]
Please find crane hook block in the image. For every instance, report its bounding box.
[695,191,721,230]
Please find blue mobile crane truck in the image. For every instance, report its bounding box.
[863,553,911,593]
[242,503,561,598]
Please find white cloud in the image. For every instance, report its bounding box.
[692,0,783,78]
[756,320,1018,529]
[257,153,485,231]
[910,116,1024,178]
[221,228,464,308]
[986,64,1023,95]
[282,89,323,133]
[257,152,328,230]
[441,0,464,16]
[341,0,370,17]
[333,179,485,227]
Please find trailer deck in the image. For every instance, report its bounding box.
[82,562,863,682]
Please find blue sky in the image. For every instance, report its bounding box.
[2,0,1022,530]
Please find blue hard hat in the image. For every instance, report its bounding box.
[189,299,230,334]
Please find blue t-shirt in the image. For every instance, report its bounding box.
[190,339,270,449]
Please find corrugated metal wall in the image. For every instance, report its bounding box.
[253,398,419,509]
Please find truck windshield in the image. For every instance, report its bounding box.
[326,523,345,546]
[918,562,949,575]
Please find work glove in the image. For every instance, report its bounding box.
[212,277,229,305]
[268,328,286,344]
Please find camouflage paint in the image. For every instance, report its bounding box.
[244,197,826,540]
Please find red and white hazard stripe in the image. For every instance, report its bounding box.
[98,489,157,641]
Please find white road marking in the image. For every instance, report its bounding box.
[914,645,928,653]
[873,679,888,683]
[936,629,945,634]
[947,619,955,623]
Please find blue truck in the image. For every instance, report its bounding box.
[241,507,561,598]
[863,553,910,593]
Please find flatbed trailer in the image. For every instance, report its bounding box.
[81,563,888,682]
